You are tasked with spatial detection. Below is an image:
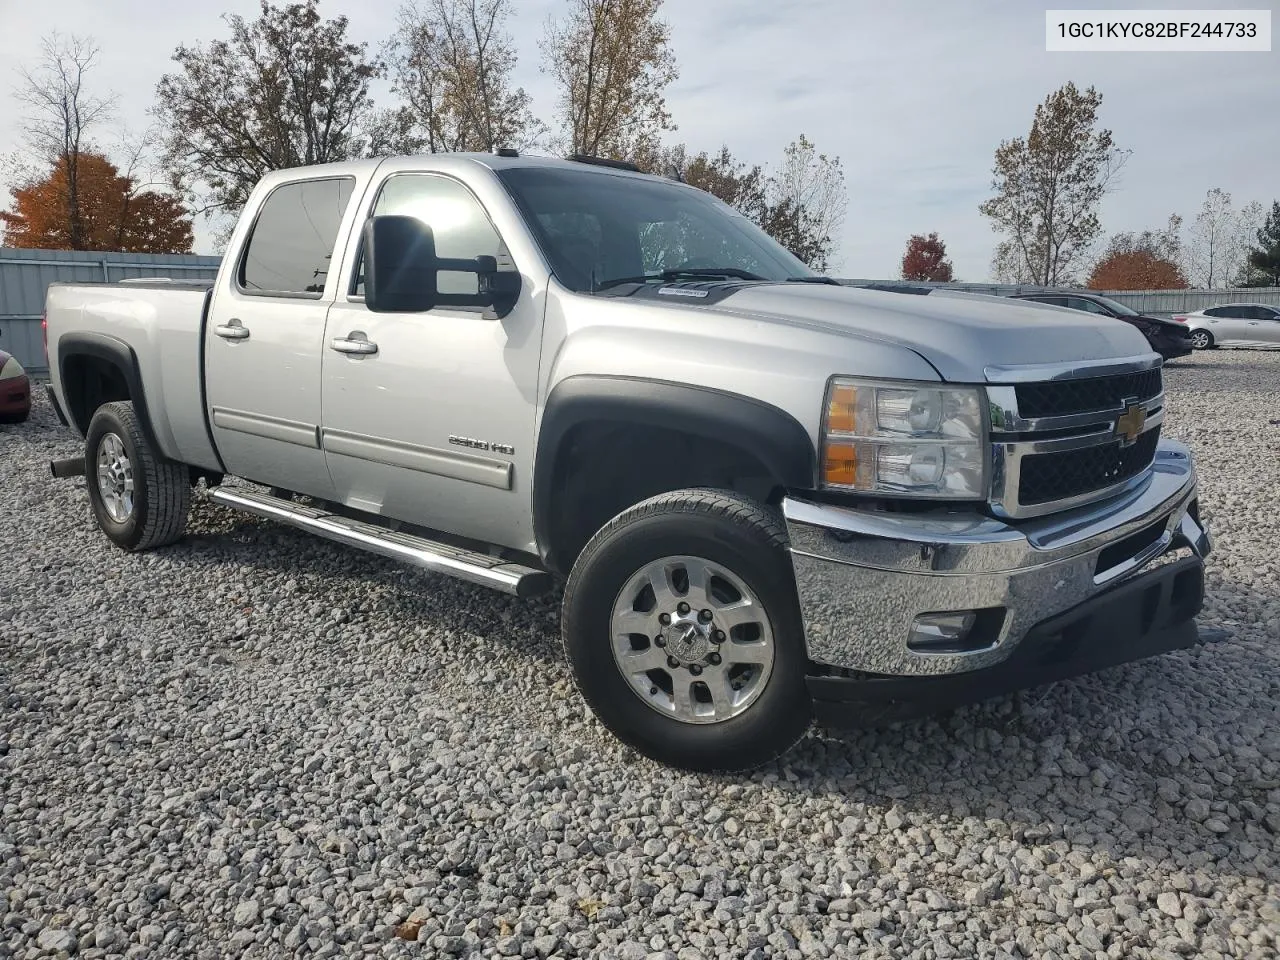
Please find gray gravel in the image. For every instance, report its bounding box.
[3,350,1279,960]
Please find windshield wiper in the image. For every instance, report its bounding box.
[785,276,841,285]
[593,267,766,292]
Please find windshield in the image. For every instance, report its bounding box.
[495,165,815,293]
[1090,294,1140,317]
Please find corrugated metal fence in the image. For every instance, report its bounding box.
[839,279,1280,315]
[0,248,221,375]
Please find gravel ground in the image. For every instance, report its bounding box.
[2,350,1279,960]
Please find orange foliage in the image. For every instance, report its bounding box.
[1,152,193,253]
[1087,250,1187,291]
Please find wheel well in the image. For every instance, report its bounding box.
[62,354,132,434]
[542,421,783,573]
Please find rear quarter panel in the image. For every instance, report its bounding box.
[46,283,220,468]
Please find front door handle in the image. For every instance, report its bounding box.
[331,333,378,356]
[214,319,250,340]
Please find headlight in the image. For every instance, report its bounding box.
[0,356,24,380]
[821,378,987,498]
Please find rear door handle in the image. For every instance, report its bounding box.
[331,333,378,356]
[214,319,250,340]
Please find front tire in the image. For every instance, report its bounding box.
[1190,329,1214,349]
[85,401,191,551]
[562,489,812,772]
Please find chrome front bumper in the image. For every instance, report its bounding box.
[784,439,1211,677]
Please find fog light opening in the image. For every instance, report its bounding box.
[907,608,1011,655]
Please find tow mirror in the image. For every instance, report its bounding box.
[364,215,439,313]
[364,215,522,315]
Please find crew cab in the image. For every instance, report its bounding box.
[42,152,1212,771]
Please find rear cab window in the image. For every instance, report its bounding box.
[238,178,356,298]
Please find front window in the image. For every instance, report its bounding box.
[495,166,815,293]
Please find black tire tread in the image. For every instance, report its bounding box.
[90,401,191,550]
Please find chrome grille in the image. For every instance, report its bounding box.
[1015,368,1162,418]
[1018,426,1161,505]
[987,356,1165,519]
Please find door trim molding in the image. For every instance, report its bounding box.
[322,428,513,490]
[211,407,321,448]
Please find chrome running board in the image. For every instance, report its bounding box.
[207,486,551,598]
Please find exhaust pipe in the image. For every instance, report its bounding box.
[50,457,85,479]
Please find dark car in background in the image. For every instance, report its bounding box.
[0,348,32,423]
[1010,292,1194,361]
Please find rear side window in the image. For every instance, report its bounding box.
[1203,307,1230,318]
[239,178,355,297]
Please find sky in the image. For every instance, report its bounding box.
[0,0,1276,280]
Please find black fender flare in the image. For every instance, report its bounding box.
[533,375,818,570]
[57,332,161,450]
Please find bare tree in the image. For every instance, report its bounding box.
[15,33,117,250]
[540,0,678,163]
[768,135,846,272]
[153,0,382,222]
[980,82,1129,286]
[387,0,543,154]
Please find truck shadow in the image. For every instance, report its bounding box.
[168,499,1278,876]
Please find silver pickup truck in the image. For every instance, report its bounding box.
[42,151,1212,771]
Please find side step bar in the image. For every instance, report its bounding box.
[207,486,552,598]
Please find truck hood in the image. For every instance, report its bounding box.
[697,283,1153,382]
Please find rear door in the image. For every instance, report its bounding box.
[204,175,359,497]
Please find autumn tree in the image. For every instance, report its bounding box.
[1087,217,1186,289]
[1,152,193,253]
[901,232,954,282]
[540,0,678,164]
[1087,251,1186,290]
[15,33,117,251]
[980,82,1128,285]
[153,0,382,222]
[385,0,543,154]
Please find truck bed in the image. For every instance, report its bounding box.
[45,281,221,470]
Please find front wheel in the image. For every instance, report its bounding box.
[562,489,812,772]
[1189,329,1214,349]
[85,401,191,551]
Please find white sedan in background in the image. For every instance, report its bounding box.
[1175,303,1280,349]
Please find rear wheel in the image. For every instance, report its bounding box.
[562,489,812,772]
[85,401,191,551]
[1190,329,1214,349]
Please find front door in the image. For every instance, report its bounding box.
[1242,306,1280,346]
[320,172,543,554]
[204,176,357,498]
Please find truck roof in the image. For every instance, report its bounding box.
[256,152,666,187]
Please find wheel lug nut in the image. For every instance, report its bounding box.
[689,664,702,676]
[667,656,680,669]
[698,609,713,623]
[677,601,690,615]
[713,630,725,643]
[654,635,666,647]
[708,652,721,665]
[659,613,671,625]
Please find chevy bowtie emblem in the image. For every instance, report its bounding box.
[1115,403,1146,445]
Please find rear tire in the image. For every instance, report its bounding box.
[1189,329,1214,349]
[562,489,812,772]
[85,401,191,551]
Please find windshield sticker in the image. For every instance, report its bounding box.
[657,287,710,298]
